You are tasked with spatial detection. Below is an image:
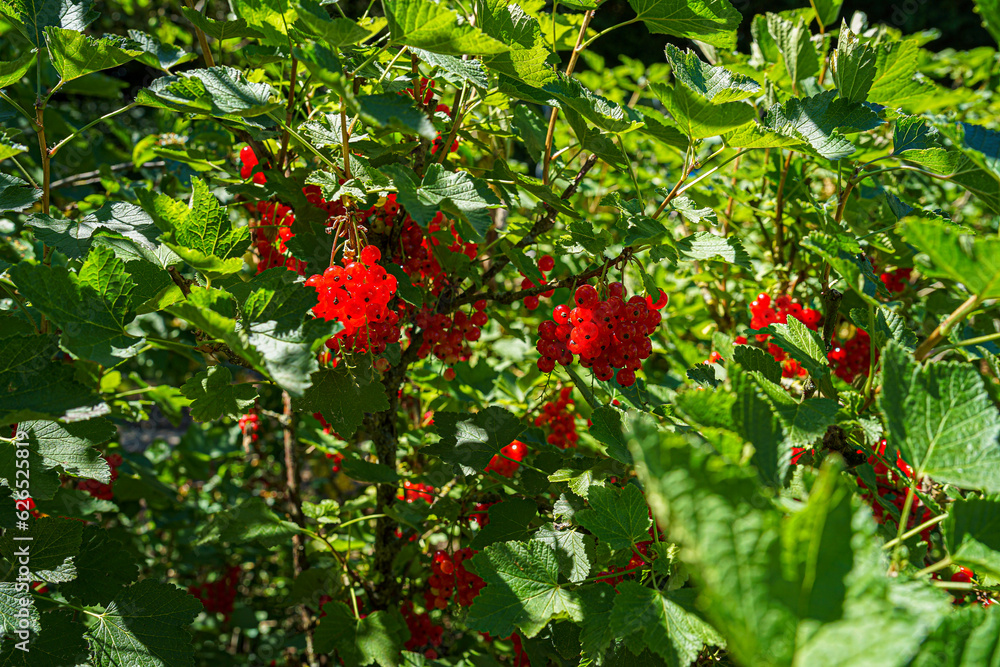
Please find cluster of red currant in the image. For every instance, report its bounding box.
[856,439,933,542]
[396,210,477,292]
[401,601,444,659]
[325,451,344,473]
[828,328,872,383]
[238,411,260,442]
[879,266,912,294]
[188,566,241,617]
[77,453,123,501]
[518,254,557,311]
[399,480,435,503]
[306,245,402,361]
[533,387,578,449]
[484,439,528,478]
[411,304,485,367]
[426,549,485,609]
[536,283,666,388]
[747,292,822,378]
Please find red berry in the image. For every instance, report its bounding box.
[538,255,555,272]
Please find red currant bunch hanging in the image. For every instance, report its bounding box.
[536,282,666,388]
[238,411,260,441]
[879,267,912,294]
[77,452,123,501]
[484,439,527,477]
[533,387,579,449]
[399,480,435,503]
[748,292,822,379]
[305,244,402,359]
[828,329,873,383]
[401,601,444,658]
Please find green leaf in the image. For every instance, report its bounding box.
[578,583,617,661]
[0,582,39,638]
[676,231,751,268]
[385,163,501,242]
[868,39,946,113]
[0,320,106,426]
[198,497,302,547]
[0,49,36,88]
[671,196,718,225]
[576,484,652,551]
[0,128,29,161]
[470,498,537,549]
[409,48,489,90]
[766,13,819,85]
[314,602,408,666]
[763,90,882,159]
[20,418,115,482]
[849,305,917,350]
[140,177,249,268]
[751,316,829,380]
[340,457,400,484]
[424,406,525,474]
[0,516,82,582]
[10,247,145,368]
[0,172,41,213]
[892,114,937,154]
[900,213,1000,297]
[44,26,141,82]
[813,0,844,27]
[751,376,839,448]
[296,1,371,46]
[384,0,509,56]
[27,202,176,265]
[610,583,721,665]
[732,373,789,487]
[909,605,1000,667]
[801,231,887,304]
[944,497,1000,580]
[903,145,1000,215]
[137,66,275,118]
[687,362,722,388]
[589,406,631,464]
[832,20,876,103]
[664,43,759,102]
[0,610,88,667]
[355,93,434,140]
[127,29,195,72]
[88,579,203,667]
[976,0,1000,45]
[653,82,756,139]
[881,342,1000,492]
[733,344,783,384]
[532,523,590,582]
[295,366,389,437]
[179,366,257,421]
[475,0,557,89]
[626,0,742,49]
[59,525,139,606]
[228,0,296,46]
[0,0,98,48]
[467,540,583,638]
[180,7,264,41]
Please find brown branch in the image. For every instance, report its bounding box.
[773,150,793,265]
[282,391,317,666]
[277,57,298,170]
[184,0,216,67]
[455,152,598,305]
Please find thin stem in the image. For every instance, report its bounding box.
[916,557,952,578]
[265,111,338,171]
[892,485,917,568]
[277,57,299,170]
[0,90,38,129]
[675,147,747,196]
[340,97,352,180]
[34,104,50,215]
[49,102,137,157]
[436,81,468,164]
[773,151,793,265]
[882,513,948,550]
[8,156,38,189]
[579,17,639,50]
[335,513,389,532]
[935,330,1000,351]
[542,9,595,185]
[915,294,985,360]
[185,0,216,67]
[862,303,877,400]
